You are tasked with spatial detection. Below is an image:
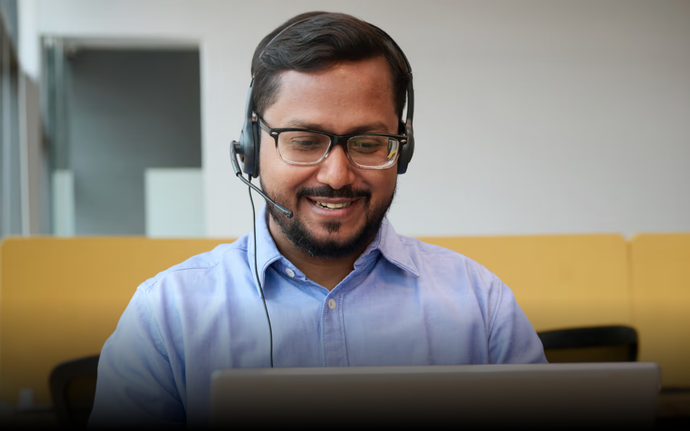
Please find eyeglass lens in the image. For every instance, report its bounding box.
[276,131,399,168]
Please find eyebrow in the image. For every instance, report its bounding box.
[282,119,395,135]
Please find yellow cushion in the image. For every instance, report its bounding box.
[630,234,690,387]
[0,237,232,404]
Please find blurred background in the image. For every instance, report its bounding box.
[1,0,688,240]
[1,0,689,429]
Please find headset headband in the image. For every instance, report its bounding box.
[234,15,415,176]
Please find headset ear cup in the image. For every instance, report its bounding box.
[240,118,261,178]
[397,121,414,174]
[251,117,261,177]
[239,119,255,177]
[237,83,260,177]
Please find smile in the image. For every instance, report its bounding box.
[312,200,354,210]
[314,201,352,210]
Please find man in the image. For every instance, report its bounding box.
[89,11,546,428]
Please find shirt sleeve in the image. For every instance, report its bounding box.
[487,280,548,364]
[88,286,187,429]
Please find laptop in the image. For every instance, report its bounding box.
[209,363,660,428]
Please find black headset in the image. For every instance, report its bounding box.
[232,19,415,178]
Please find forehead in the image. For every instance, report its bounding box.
[263,57,398,133]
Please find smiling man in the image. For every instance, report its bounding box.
[258,55,400,290]
[89,12,546,429]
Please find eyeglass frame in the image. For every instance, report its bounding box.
[257,116,408,170]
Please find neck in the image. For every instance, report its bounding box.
[268,217,371,291]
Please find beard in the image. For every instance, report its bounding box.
[260,180,396,259]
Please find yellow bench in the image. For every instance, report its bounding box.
[630,234,690,388]
[0,237,231,405]
[1,234,687,404]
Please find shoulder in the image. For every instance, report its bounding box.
[138,235,251,295]
[399,234,501,287]
[393,233,512,316]
[382,231,532,342]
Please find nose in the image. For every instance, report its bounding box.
[316,145,356,190]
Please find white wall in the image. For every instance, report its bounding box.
[145,168,205,237]
[21,0,690,238]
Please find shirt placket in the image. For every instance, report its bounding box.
[319,259,377,367]
[321,290,347,367]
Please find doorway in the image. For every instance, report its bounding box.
[42,39,203,236]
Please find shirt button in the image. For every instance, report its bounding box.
[285,268,295,278]
[328,299,336,310]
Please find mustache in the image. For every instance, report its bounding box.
[297,185,371,200]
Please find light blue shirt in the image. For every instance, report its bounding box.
[89,207,546,428]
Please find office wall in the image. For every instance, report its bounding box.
[20,0,690,237]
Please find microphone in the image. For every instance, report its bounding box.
[231,141,294,218]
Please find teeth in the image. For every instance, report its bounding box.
[314,201,352,209]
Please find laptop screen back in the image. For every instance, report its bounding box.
[210,362,660,428]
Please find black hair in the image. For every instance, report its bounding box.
[251,12,410,120]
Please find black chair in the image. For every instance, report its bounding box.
[49,355,100,429]
[537,325,638,363]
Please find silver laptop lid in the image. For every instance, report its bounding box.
[210,362,660,429]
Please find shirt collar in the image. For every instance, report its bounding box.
[359,217,420,278]
[247,206,419,297]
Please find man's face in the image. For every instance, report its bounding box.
[259,56,399,258]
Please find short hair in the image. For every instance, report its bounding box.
[251,12,410,121]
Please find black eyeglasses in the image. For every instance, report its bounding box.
[258,117,407,170]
